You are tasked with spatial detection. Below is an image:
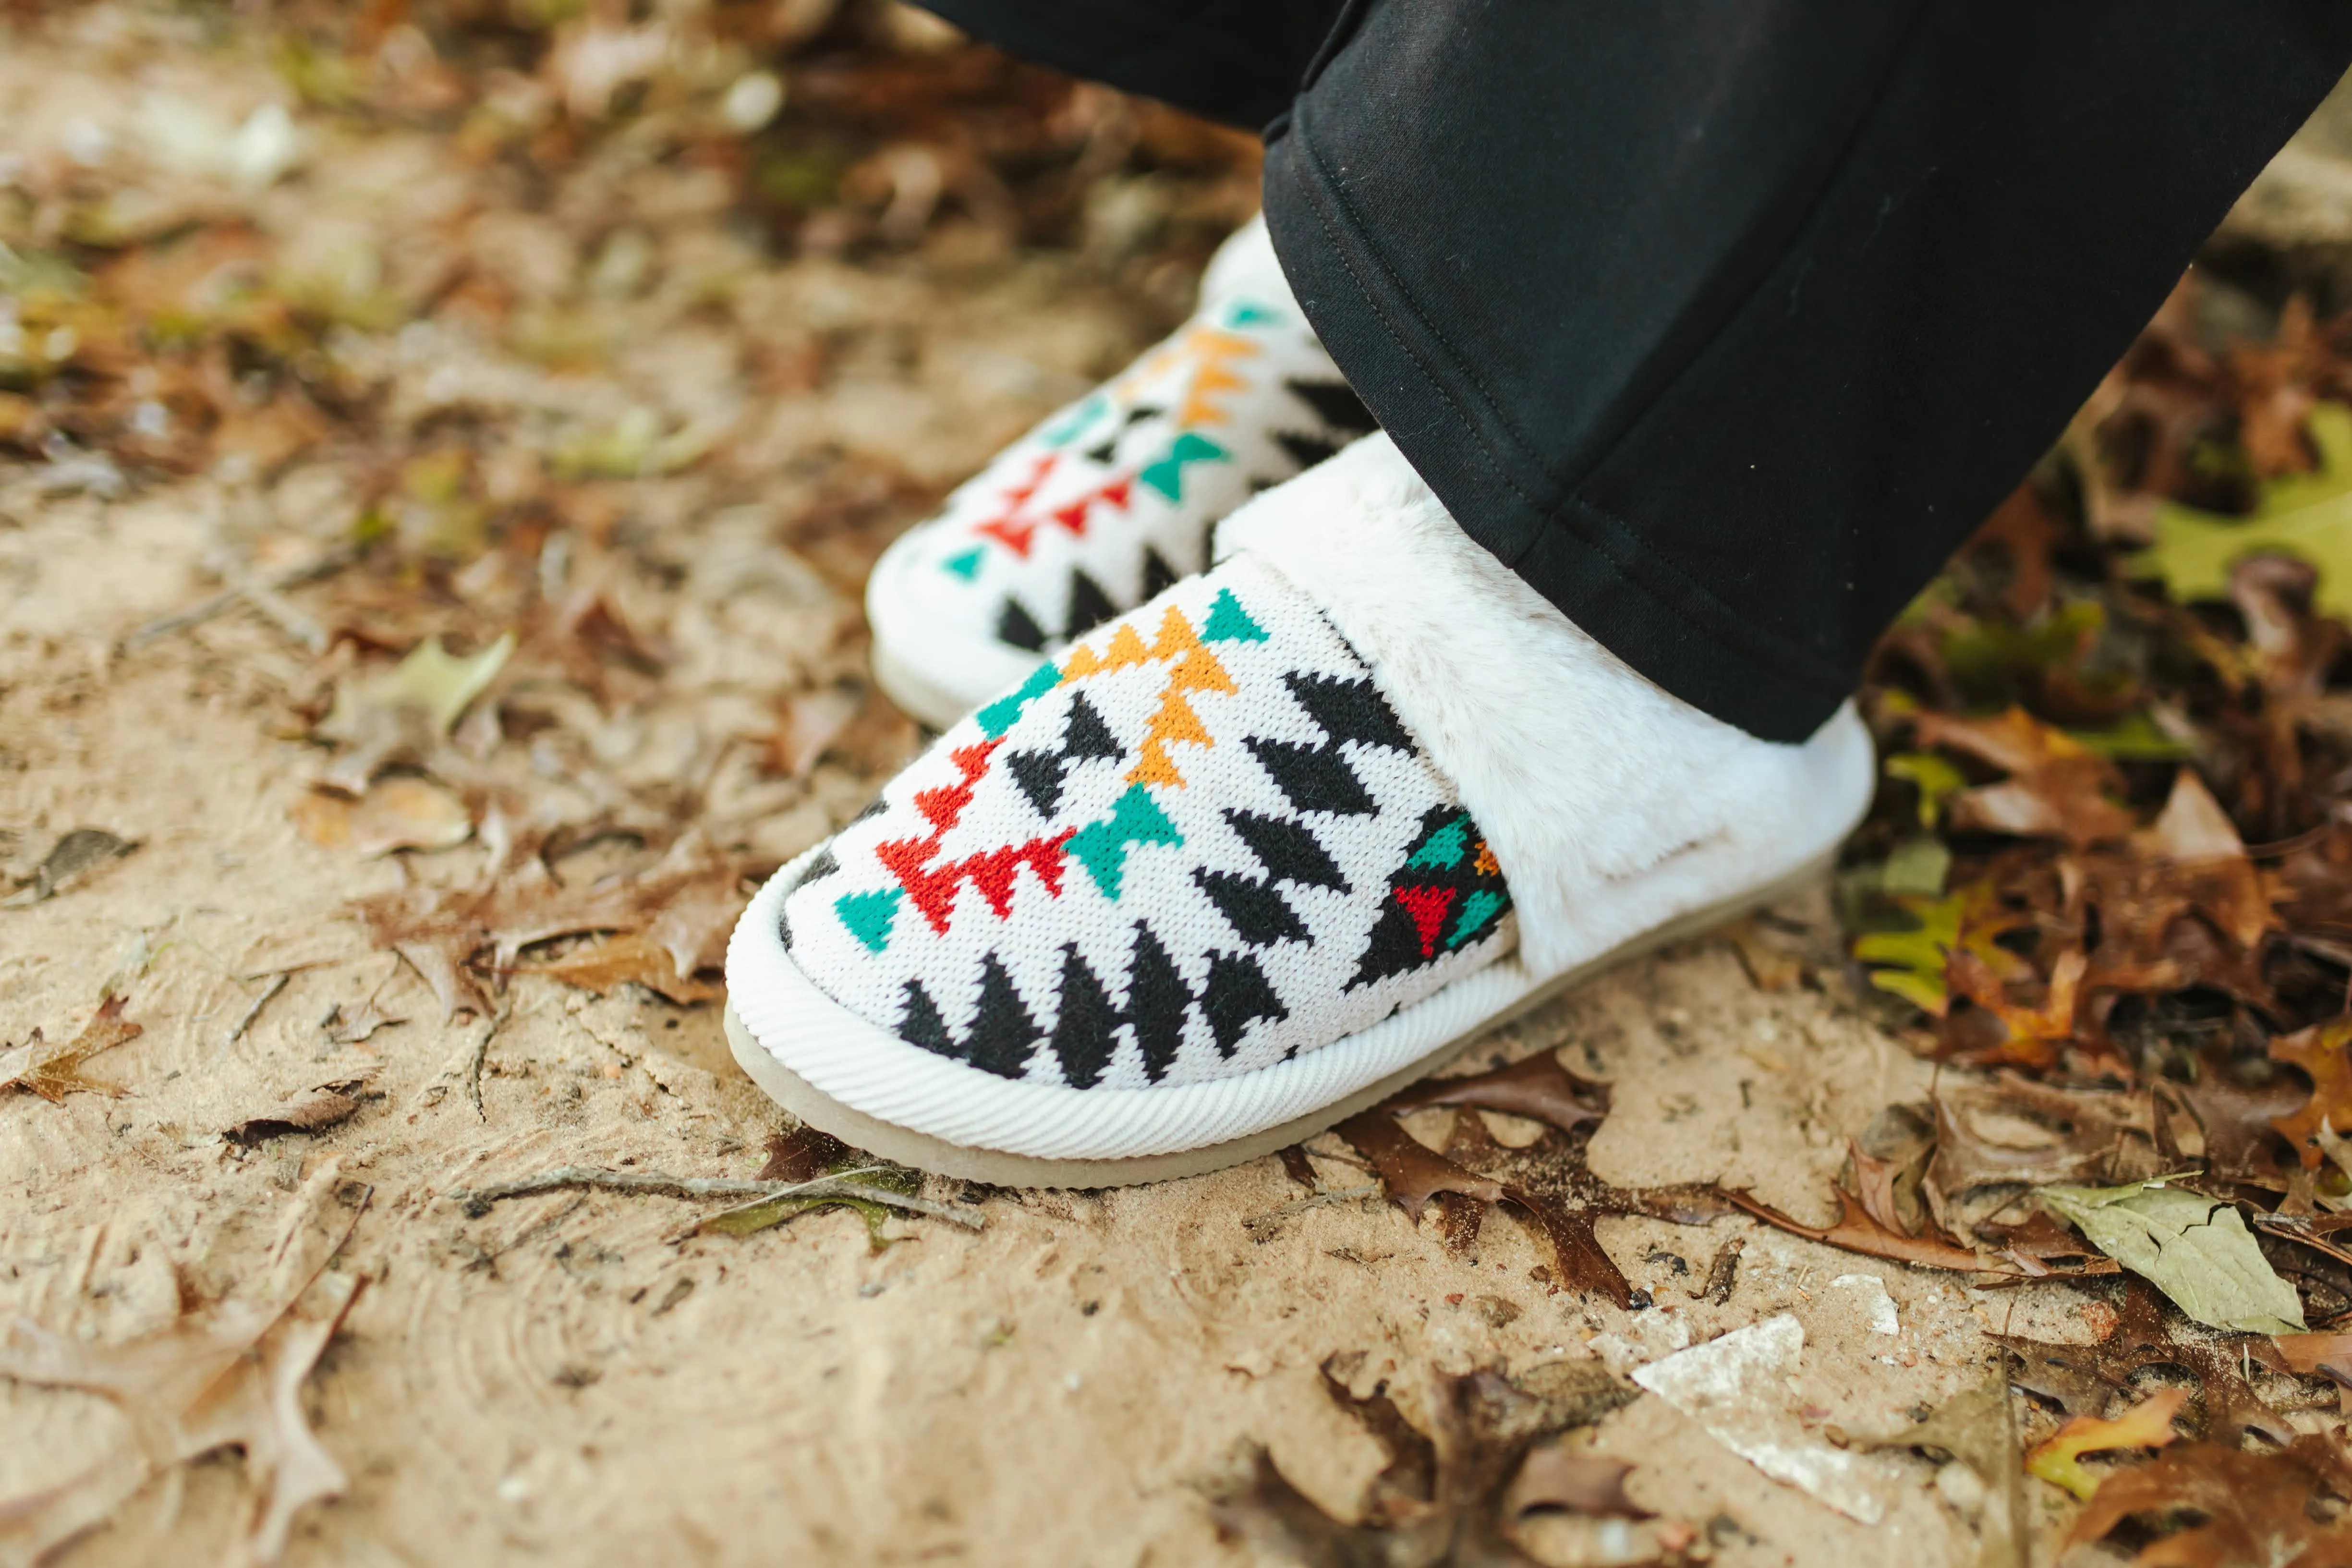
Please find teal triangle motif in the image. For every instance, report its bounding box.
[976,661,1061,740]
[1067,785,1182,900]
[1137,432,1229,503]
[1407,815,1471,871]
[941,547,984,581]
[1446,887,1508,949]
[1038,392,1109,449]
[836,887,904,953]
[1200,586,1268,644]
[1226,301,1284,328]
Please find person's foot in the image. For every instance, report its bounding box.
[729,436,1874,1185]
[864,215,1376,729]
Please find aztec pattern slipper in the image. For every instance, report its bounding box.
[864,214,1377,729]
[730,437,1876,1185]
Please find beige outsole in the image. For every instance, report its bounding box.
[724,850,1837,1189]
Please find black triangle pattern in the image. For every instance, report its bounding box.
[1192,807,1349,948]
[1065,568,1119,638]
[964,954,1042,1078]
[897,924,1224,1086]
[1274,429,1344,471]
[1202,950,1287,1055]
[1049,943,1121,1089]
[775,844,840,950]
[1241,673,1412,817]
[1082,403,1163,466]
[1284,377,1380,439]
[1006,689,1121,817]
[1194,868,1309,946]
[895,959,1042,1080]
[1140,546,1179,600]
[996,597,1047,652]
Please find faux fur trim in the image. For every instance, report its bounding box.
[1217,435,1875,981]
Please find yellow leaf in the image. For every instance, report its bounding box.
[2142,400,2352,620]
[2025,1386,2185,1500]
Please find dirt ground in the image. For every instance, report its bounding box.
[4,12,2348,1568]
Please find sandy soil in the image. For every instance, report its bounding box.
[6,13,2342,1568]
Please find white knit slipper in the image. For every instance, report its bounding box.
[730,437,1875,1186]
[865,215,1375,729]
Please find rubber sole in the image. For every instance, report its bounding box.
[723,849,1836,1189]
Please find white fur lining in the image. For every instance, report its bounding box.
[1217,434,1875,982]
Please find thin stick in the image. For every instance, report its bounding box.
[121,544,358,651]
[1240,1182,1383,1237]
[462,1007,509,1124]
[449,1166,984,1229]
[225,972,291,1045]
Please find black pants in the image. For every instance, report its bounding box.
[921,0,2352,741]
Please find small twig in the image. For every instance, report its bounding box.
[1240,1182,1383,1239]
[462,1007,509,1124]
[225,972,291,1046]
[449,1165,985,1230]
[121,543,358,651]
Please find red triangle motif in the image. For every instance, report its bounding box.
[1394,885,1457,960]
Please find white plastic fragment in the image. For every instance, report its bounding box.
[1630,1314,1895,1524]
[1829,1273,1901,1337]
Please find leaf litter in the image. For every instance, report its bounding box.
[1212,1353,1678,1568]
[0,1162,369,1564]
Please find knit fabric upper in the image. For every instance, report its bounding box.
[780,555,1516,1092]
[877,219,1375,658]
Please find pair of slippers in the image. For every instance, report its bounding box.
[724,219,1873,1187]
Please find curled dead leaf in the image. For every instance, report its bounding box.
[291,778,473,857]
[515,931,722,1003]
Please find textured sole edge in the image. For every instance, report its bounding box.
[722,849,1837,1189]
[864,529,1048,731]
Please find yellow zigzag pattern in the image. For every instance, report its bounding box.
[1104,324,1261,431]
[1056,604,1235,790]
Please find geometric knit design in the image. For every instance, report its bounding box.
[781,554,1515,1092]
[871,228,1377,666]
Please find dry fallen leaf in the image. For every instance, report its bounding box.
[516,931,722,1003]
[290,778,473,857]
[0,995,141,1102]
[1502,1445,1652,1521]
[1996,1279,2295,1449]
[2024,1386,2185,1500]
[0,1164,366,1563]
[2039,1180,2305,1334]
[2066,1434,2352,1566]
[1913,707,2139,846]
[1,826,136,906]
[224,1074,375,1145]
[353,834,758,1017]
[2256,1330,2352,1417]
[1339,1052,1730,1308]
[1214,1355,1648,1567]
[2271,1016,2352,1172]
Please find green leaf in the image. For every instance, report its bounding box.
[1878,836,1952,898]
[319,632,515,743]
[1885,754,1968,830]
[2065,711,2194,762]
[699,1162,925,1250]
[2039,1180,2306,1334]
[2140,400,2352,620]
